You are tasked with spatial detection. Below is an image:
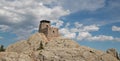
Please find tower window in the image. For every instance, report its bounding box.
[53,31,55,33]
[46,25,48,28]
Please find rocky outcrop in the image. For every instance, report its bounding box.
[1,48,119,61]
[106,48,120,60]
[36,47,119,61]
[6,33,47,53]
[6,40,31,53]
[0,33,119,61]
[0,52,32,61]
[6,33,79,53]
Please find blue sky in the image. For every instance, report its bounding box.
[0,0,120,52]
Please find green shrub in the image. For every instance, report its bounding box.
[37,41,44,50]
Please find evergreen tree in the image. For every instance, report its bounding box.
[0,45,5,52]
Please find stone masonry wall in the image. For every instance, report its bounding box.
[47,27,59,37]
[39,20,59,39]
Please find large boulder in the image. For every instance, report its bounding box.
[106,48,120,60]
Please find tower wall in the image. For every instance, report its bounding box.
[47,27,59,37]
[39,20,50,33]
[39,20,59,39]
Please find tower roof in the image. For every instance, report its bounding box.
[40,20,50,23]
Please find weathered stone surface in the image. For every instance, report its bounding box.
[1,33,119,61]
[6,40,31,53]
[27,33,48,51]
[45,37,80,49]
[1,48,119,61]
[0,52,32,61]
[24,48,120,61]
[6,33,79,53]
[6,33,47,53]
[106,48,120,60]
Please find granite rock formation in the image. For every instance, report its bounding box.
[106,48,120,60]
[0,33,119,61]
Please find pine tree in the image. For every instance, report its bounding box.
[0,45,5,52]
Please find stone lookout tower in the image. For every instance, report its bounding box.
[39,20,59,38]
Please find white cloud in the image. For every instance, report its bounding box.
[56,0,105,12]
[83,25,99,32]
[59,22,120,42]
[51,20,64,28]
[74,22,83,28]
[35,0,106,13]
[88,35,114,41]
[77,32,91,40]
[0,0,70,40]
[59,28,69,34]
[59,28,76,39]
[71,23,99,32]
[0,25,10,32]
[65,22,70,28]
[76,31,118,41]
[64,33,76,39]
[112,26,120,32]
[0,0,119,42]
[60,23,99,40]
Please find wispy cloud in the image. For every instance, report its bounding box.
[0,25,10,32]
[112,26,120,32]
[60,22,99,40]
[54,0,105,12]
[60,22,120,42]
